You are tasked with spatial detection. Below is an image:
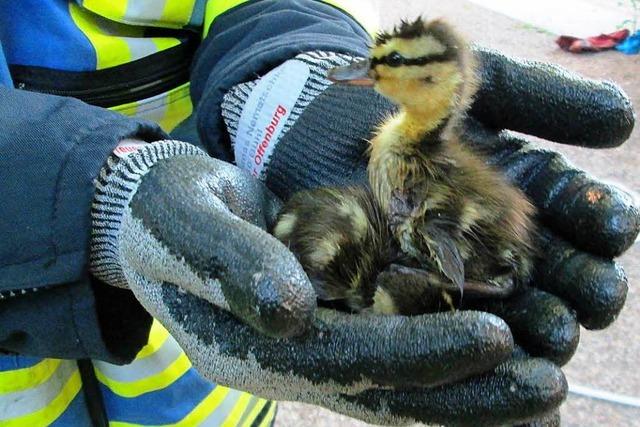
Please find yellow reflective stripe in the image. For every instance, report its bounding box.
[161,0,198,27]
[320,0,379,36]
[0,369,82,427]
[159,83,193,132]
[0,359,62,394]
[81,0,197,28]
[94,334,184,383]
[241,399,268,427]
[173,386,231,426]
[111,83,192,133]
[203,0,249,37]
[220,392,252,427]
[82,0,128,21]
[108,386,231,427]
[151,37,181,54]
[110,97,139,119]
[108,420,140,427]
[69,2,135,69]
[258,402,276,427]
[136,320,171,360]
[94,352,191,398]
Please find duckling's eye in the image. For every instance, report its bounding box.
[386,52,404,67]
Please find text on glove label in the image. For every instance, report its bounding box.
[234,60,310,178]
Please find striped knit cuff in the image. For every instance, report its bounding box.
[90,140,206,288]
[221,50,361,179]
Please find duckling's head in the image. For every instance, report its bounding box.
[329,17,477,115]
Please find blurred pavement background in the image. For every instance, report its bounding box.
[277,0,640,425]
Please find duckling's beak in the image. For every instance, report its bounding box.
[327,60,375,86]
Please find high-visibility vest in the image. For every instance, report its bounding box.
[0,321,276,426]
[0,1,377,425]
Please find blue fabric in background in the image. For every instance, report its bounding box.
[616,30,640,54]
[0,0,96,71]
[99,369,215,425]
[0,43,12,87]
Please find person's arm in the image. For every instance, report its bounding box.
[0,81,165,362]
[187,0,371,160]
[0,0,370,362]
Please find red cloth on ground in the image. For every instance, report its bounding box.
[556,29,630,53]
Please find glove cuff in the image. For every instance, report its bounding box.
[90,140,205,287]
[221,50,396,200]
[222,51,357,179]
[264,84,394,200]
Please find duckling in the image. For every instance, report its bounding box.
[327,17,536,298]
[273,186,459,314]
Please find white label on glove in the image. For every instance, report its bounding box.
[113,139,147,159]
[234,60,310,179]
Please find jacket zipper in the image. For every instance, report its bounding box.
[11,38,197,108]
[15,62,190,107]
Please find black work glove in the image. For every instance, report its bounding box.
[216,48,637,424]
[89,140,561,427]
[89,49,636,427]
[220,48,637,365]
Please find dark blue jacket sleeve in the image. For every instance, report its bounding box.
[187,0,371,161]
[0,47,164,360]
[0,87,167,291]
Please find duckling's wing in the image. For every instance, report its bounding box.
[419,222,465,294]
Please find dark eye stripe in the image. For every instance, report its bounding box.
[371,51,456,68]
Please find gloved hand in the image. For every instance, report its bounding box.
[90,140,564,426]
[220,49,638,369]
[89,50,637,427]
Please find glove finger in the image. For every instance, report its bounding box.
[533,228,628,330]
[332,358,567,427]
[134,281,514,394]
[513,410,561,427]
[462,119,640,258]
[471,46,634,148]
[465,288,580,366]
[127,156,315,338]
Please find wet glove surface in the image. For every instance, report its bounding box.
[220,48,638,369]
[90,142,567,426]
[88,46,637,426]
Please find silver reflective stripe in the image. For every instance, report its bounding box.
[134,89,171,125]
[199,389,245,427]
[189,0,207,27]
[235,396,260,427]
[92,15,160,62]
[124,0,167,23]
[0,360,77,420]
[93,334,181,382]
[125,37,160,62]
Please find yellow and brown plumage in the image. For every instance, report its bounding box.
[273,187,389,312]
[274,187,460,314]
[274,17,537,315]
